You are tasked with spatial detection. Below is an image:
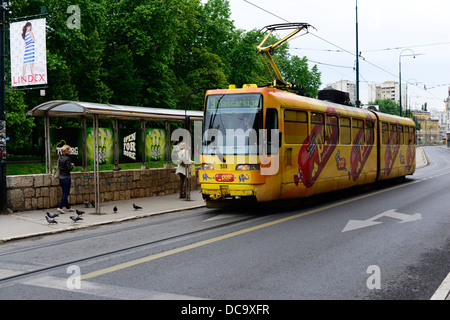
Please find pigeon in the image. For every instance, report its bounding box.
[113,206,118,213]
[45,215,57,224]
[133,203,142,210]
[76,209,85,216]
[83,200,90,208]
[46,212,59,219]
[70,216,83,222]
[91,200,95,208]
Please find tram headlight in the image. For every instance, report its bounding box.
[235,164,260,171]
[201,163,214,170]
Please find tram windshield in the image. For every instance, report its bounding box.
[203,93,263,155]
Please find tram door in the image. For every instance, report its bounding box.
[279,108,308,199]
[261,108,282,201]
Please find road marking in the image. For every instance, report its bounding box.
[80,180,421,281]
[430,272,450,300]
[342,209,422,233]
[23,275,205,300]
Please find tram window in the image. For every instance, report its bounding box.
[404,126,410,144]
[352,118,364,144]
[340,117,351,145]
[284,110,308,144]
[399,125,404,144]
[326,115,339,144]
[311,112,325,143]
[390,124,398,144]
[382,122,389,145]
[365,121,375,145]
[410,126,416,144]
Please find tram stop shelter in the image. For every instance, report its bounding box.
[27,100,203,213]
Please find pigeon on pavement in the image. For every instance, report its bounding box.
[45,215,57,224]
[46,212,59,219]
[70,216,83,222]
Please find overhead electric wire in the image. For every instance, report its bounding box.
[243,0,290,23]
[362,41,450,53]
[242,0,447,103]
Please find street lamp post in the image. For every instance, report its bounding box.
[355,0,360,108]
[406,78,419,118]
[0,1,6,213]
[399,49,417,117]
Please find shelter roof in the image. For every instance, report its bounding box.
[27,100,204,121]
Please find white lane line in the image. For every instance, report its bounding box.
[23,275,206,300]
[430,272,450,300]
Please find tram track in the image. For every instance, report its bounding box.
[0,209,210,257]
[0,208,265,285]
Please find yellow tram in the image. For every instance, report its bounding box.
[197,23,416,207]
[198,86,416,207]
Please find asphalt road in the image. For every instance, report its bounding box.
[0,146,448,305]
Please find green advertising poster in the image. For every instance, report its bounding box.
[146,128,166,162]
[86,127,114,165]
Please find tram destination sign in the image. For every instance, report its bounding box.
[206,94,262,109]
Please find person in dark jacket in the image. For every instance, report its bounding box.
[57,145,74,214]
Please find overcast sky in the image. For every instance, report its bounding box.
[227,0,450,111]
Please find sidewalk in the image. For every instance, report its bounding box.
[0,191,205,243]
[416,147,427,169]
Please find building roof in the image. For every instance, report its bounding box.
[27,100,204,122]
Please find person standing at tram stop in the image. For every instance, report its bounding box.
[57,145,75,214]
[175,142,193,199]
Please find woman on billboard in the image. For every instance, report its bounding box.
[22,22,35,76]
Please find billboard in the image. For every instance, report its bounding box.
[146,128,166,162]
[50,127,82,166]
[50,127,165,166]
[9,18,47,87]
[86,127,114,165]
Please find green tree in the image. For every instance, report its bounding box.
[375,99,400,116]
[280,56,322,97]
[184,47,228,111]
[5,91,35,153]
[227,29,272,87]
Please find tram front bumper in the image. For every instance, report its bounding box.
[201,184,255,200]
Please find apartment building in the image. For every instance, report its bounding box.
[368,81,407,108]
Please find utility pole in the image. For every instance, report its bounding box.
[355,0,360,108]
[0,0,6,213]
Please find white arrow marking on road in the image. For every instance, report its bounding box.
[342,209,422,233]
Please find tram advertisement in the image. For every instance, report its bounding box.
[296,109,339,188]
[349,117,375,181]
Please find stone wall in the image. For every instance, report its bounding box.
[6,168,199,212]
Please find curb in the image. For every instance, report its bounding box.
[0,204,206,243]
